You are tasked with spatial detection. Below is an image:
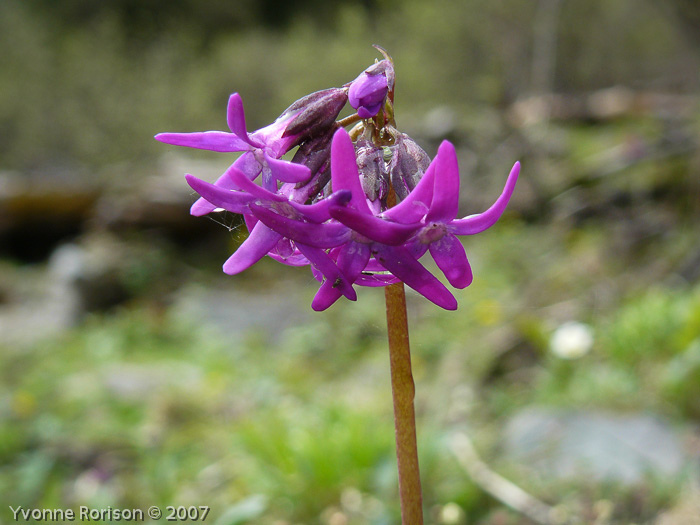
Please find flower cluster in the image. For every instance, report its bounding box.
[156,49,520,311]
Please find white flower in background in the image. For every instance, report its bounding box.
[439,502,464,524]
[550,321,594,359]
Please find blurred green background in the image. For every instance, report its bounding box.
[1,0,699,523]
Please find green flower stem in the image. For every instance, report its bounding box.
[385,281,424,524]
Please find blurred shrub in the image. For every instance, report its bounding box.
[0,0,695,173]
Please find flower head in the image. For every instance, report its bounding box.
[156,50,520,311]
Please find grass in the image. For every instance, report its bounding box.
[1,212,698,523]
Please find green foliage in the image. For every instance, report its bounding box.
[2,221,699,522]
[0,0,694,172]
[523,284,700,419]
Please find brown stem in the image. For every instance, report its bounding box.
[337,114,362,128]
[385,282,424,524]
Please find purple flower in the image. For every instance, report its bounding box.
[407,142,520,289]
[348,61,391,119]
[326,130,520,307]
[183,164,345,277]
[156,58,520,312]
[156,89,346,215]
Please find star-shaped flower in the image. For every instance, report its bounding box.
[326,131,520,308]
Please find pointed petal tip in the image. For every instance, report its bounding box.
[311,288,343,311]
[190,205,212,217]
[189,191,217,217]
[310,290,356,311]
[429,286,458,310]
[184,174,215,216]
[448,274,473,290]
[221,253,250,275]
[449,159,520,235]
[311,301,326,312]
[154,132,177,144]
[505,160,521,188]
[222,252,242,274]
[328,190,352,206]
[333,126,351,140]
[417,285,458,310]
[154,132,181,143]
[437,139,456,156]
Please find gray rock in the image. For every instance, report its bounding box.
[503,408,690,485]
[171,281,310,345]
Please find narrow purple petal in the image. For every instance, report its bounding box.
[372,244,458,310]
[155,131,249,152]
[329,204,418,245]
[381,159,436,224]
[233,150,263,178]
[190,172,235,216]
[311,285,344,310]
[256,117,300,158]
[405,239,430,260]
[331,128,372,215]
[268,240,309,267]
[425,141,460,223]
[429,234,473,288]
[250,203,351,248]
[287,197,338,223]
[313,242,371,310]
[268,251,309,267]
[355,272,400,287]
[185,174,254,214]
[190,152,260,216]
[364,258,389,272]
[243,212,258,232]
[337,241,371,279]
[226,93,260,147]
[295,243,357,307]
[264,153,312,183]
[449,161,520,235]
[222,221,281,275]
[224,164,286,202]
[310,264,323,284]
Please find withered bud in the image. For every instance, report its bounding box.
[389,133,431,201]
[356,139,389,202]
[354,133,431,205]
[291,129,335,203]
[280,88,348,142]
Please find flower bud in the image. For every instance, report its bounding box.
[279,88,348,141]
[354,132,430,205]
[254,88,346,159]
[290,129,334,202]
[348,60,391,119]
[389,133,431,201]
[356,139,389,202]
